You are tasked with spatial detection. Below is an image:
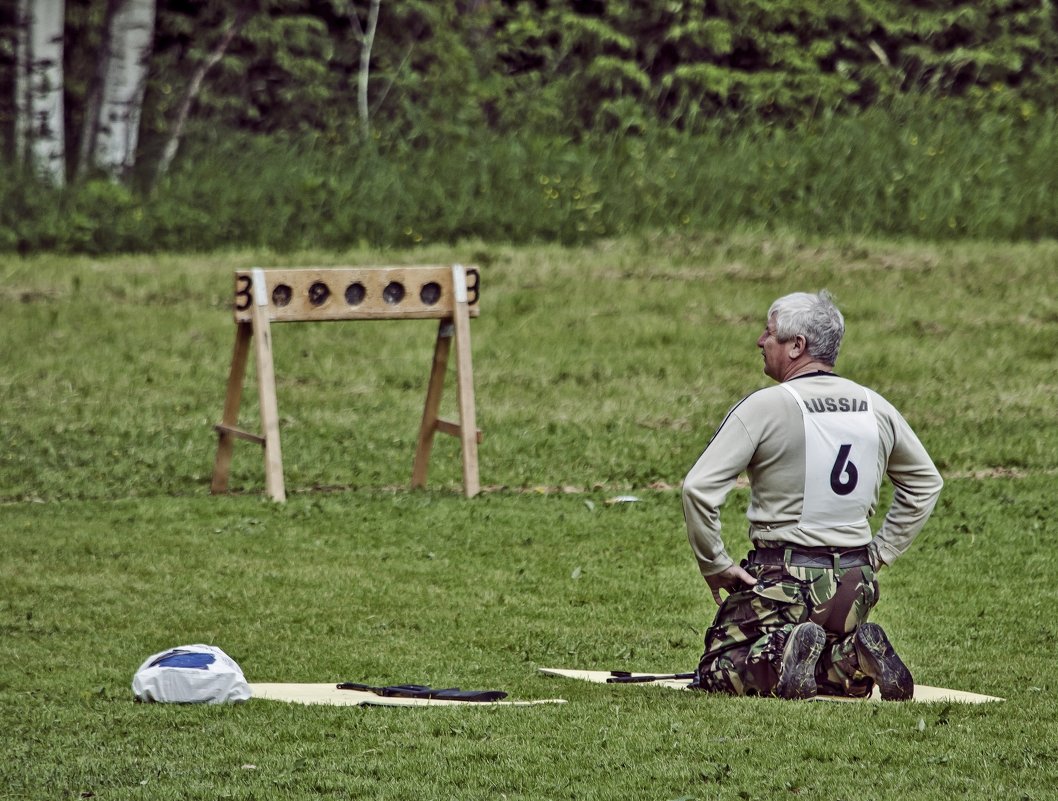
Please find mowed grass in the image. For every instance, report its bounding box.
[2,234,1057,800]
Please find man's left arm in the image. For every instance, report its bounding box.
[872,413,944,566]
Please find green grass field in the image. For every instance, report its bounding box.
[2,234,1057,799]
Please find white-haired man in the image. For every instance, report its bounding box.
[683,290,943,700]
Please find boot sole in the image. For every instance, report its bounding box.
[855,623,914,701]
[777,623,826,700]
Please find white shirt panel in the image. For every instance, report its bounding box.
[779,382,880,535]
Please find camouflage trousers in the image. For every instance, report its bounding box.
[691,558,879,697]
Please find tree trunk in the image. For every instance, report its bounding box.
[150,6,252,190]
[357,0,381,136]
[14,0,29,166]
[15,0,67,186]
[90,0,157,181]
[75,0,122,182]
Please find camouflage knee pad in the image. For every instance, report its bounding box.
[693,562,879,697]
[692,564,804,695]
[817,634,875,697]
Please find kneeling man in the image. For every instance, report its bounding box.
[683,291,943,700]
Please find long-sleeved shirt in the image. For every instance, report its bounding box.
[682,372,943,578]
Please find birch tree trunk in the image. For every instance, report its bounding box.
[75,0,121,182]
[357,0,381,136]
[90,0,157,181]
[15,0,67,186]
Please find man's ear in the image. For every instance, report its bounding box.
[790,334,807,358]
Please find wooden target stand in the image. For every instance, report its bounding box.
[210,264,481,501]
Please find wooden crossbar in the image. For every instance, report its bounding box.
[433,418,484,443]
[211,264,482,501]
[213,423,265,446]
[232,265,480,323]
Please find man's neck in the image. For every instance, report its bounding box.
[781,360,834,382]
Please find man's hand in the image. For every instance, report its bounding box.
[705,564,757,605]
[867,541,885,572]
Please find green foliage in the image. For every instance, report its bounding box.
[2,96,1057,254]
[377,2,500,141]
[143,1,353,137]
[11,0,1058,161]
[488,0,1058,128]
[3,1,1058,254]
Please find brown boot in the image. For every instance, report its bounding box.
[776,622,826,700]
[854,623,914,701]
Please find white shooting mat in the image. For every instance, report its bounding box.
[538,668,1004,704]
[251,683,566,708]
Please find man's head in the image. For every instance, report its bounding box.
[757,291,845,381]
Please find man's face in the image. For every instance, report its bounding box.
[757,314,789,381]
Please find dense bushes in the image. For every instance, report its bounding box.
[3,96,1056,254]
[129,0,1058,138]
[2,1,1056,253]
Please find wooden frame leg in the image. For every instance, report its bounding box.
[251,271,286,502]
[411,320,453,489]
[211,322,253,494]
[451,270,480,498]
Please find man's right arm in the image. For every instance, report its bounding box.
[873,406,944,566]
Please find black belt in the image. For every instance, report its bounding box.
[748,546,870,570]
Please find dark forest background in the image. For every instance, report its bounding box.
[2,0,1056,253]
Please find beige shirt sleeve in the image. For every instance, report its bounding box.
[868,390,944,565]
[681,396,762,578]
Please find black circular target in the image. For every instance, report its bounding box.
[419,282,442,305]
[345,282,366,305]
[272,284,292,307]
[308,282,331,306]
[383,281,406,304]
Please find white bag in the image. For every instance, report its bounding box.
[132,644,251,704]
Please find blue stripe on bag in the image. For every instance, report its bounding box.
[150,650,216,670]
